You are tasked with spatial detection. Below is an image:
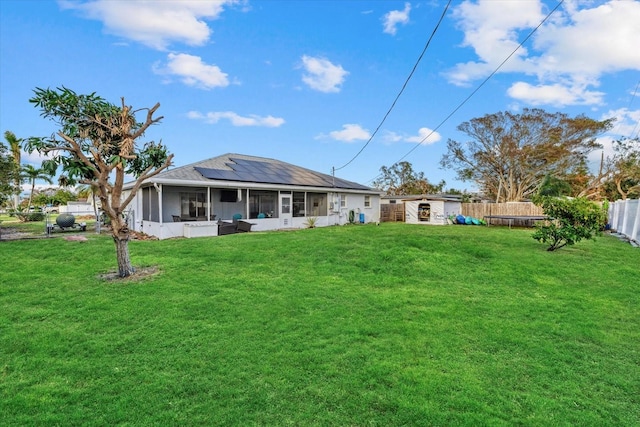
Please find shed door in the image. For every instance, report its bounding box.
[418,203,430,222]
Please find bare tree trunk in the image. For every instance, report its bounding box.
[111,218,135,277]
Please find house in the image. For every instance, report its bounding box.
[123,153,381,239]
[380,194,462,225]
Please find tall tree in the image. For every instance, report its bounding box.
[440,109,613,202]
[20,164,53,209]
[26,87,173,277]
[4,131,23,208]
[373,161,445,195]
[0,141,20,207]
[605,137,640,200]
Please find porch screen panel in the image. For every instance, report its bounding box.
[150,188,160,222]
[180,192,207,219]
[142,187,151,221]
[293,192,305,217]
[307,193,327,216]
[249,190,277,219]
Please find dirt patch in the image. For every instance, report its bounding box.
[64,235,89,242]
[98,266,160,282]
[0,227,46,240]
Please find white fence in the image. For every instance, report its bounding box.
[608,199,640,244]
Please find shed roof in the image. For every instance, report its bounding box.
[382,193,463,202]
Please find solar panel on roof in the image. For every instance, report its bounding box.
[196,158,372,190]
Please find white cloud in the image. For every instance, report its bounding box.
[382,2,411,35]
[328,124,370,142]
[447,0,640,107]
[587,107,640,168]
[59,0,239,50]
[300,55,349,93]
[405,127,442,145]
[533,1,640,76]
[507,81,605,107]
[600,107,640,139]
[381,131,403,144]
[22,150,52,165]
[187,110,285,127]
[153,53,230,89]
[382,128,441,145]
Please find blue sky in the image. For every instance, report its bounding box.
[2,0,640,194]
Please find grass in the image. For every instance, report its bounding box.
[1,223,639,426]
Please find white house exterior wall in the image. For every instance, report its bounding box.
[125,187,380,239]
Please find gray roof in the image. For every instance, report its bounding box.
[144,153,374,191]
[382,193,463,202]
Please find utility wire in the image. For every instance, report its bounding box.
[367,0,565,185]
[333,0,452,173]
[610,79,639,138]
[626,79,640,139]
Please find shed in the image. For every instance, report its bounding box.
[402,195,462,225]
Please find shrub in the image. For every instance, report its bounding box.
[304,217,318,228]
[531,196,607,251]
[9,207,45,222]
[15,212,45,222]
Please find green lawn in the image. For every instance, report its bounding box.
[1,223,638,426]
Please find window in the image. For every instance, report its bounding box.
[340,195,347,208]
[249,190,277,219]
[307,192,327,216]
[180,192,208,219]
[293,192,305,217]
[220,189,237,202]
[364,195,371,208]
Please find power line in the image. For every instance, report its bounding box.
[367,0,565,185]
[333,0,452,173]
[626,79,640,139]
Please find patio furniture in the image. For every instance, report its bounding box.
[236,220,255,233]
[217,220,238,235]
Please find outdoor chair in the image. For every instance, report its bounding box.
[217,220,238,235]
[236,220,254,233]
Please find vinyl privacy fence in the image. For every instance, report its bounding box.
[608,198,640,244]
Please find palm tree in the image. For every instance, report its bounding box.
[4,131,23,208]
[20,164,53,210]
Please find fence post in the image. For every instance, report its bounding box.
[613,200,623,231]
[632,199,640,243]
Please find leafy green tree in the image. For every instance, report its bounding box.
[538,174,572,197]
[604,137,640,200]
[4,130,23,208]
[531,196,607,251]
[373,161,445,195]
[20,164,53,210]
[32,187,77,207]
[0,141,20,207]
[26,87,173,277]
[441,109,613,202]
